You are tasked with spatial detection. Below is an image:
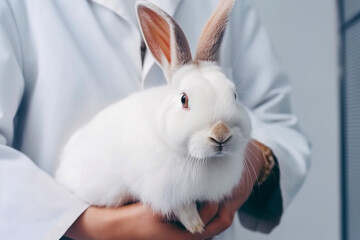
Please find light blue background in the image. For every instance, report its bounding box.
[242,0,341,239]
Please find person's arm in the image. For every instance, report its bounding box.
[222,0,311,233]
[0,2,89,239]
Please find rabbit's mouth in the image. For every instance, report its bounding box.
[187,143,235,160]
[210,143,233,156]
[186,130,242,160]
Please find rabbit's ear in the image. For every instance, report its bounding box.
[137,1,192,81]
[195,0,235,62]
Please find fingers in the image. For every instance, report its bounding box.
[200,203,234,239]
[122,201,228,240]
[198,202,219,225]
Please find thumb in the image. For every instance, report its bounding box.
[198,202,219,225]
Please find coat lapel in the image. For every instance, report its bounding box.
[91,0,184,88]
[91,0,135,25]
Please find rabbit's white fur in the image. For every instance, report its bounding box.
[56,64,251,232]
[56,0,251,234]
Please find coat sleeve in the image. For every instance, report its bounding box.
[0,2,88,240]
[223,0,311,233]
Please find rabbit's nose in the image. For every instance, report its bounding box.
[209,121,232,144]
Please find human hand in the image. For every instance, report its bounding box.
[65,201,220,240]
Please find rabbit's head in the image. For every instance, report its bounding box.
[137,0,251,160]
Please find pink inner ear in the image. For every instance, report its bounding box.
[140,8,171,64]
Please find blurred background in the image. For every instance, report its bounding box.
[240,0,342,239]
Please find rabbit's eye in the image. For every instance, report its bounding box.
[181,93,189,109]
[234,93,237,100]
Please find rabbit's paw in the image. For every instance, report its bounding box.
[174,203,205,234]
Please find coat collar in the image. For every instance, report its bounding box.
[91,0,183,23]
[90,0,184,87]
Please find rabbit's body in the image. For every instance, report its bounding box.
[56,0,251,233]
[56,64,247,214]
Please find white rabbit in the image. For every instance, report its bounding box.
[55,0,251,234]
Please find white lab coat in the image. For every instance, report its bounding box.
[0,0,311,239]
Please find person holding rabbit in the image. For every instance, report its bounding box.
[0,0,310,239]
